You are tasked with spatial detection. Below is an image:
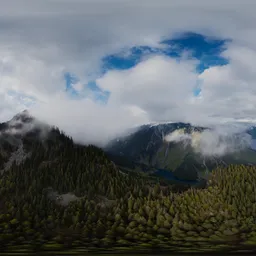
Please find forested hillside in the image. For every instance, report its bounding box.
[0,127,256,253]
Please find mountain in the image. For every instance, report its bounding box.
[106,122,256,181]
[0,110,53,173]
[1,111,256,253]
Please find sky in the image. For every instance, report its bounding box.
[1,0,256,146]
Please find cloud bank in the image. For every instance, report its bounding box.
[164,127,252,157]
[1,1,256,145]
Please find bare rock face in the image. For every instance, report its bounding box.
[1,144,31,174]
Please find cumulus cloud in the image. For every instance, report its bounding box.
[164,129,192,145]
[1,0,256,145]
[164,126,252,157]
[97,55,198,122]
[30,93,150,146]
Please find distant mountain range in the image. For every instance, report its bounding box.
[1,110,256,183]
[105,122,256,181]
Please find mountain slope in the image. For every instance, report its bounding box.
[106,122,256,180]
[1,112,256,253]
[0,110,55,173]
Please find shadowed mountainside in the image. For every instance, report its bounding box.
[106,122,256,181]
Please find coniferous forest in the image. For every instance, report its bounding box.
[1,128,256,254]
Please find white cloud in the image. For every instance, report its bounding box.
[164,127,252,157]
[197,45,256,122]
[1,0,256,145]
[71,82,84,93]
[97,55,198,122]
[30,92,150,147]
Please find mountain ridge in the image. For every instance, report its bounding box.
[1,111,256,252]
[105,121,256,181]
[1,110,256,182]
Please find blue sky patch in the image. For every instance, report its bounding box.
[87,81,110,104]
[102,32,230,73]
[164,32,230,73]
[161,32,229,62]
[65,32,231,101]
[64,73,79,96]
[7,90,36,108]
[64,72,109,103]
[101,46,165,72]
[193,87,202,97]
